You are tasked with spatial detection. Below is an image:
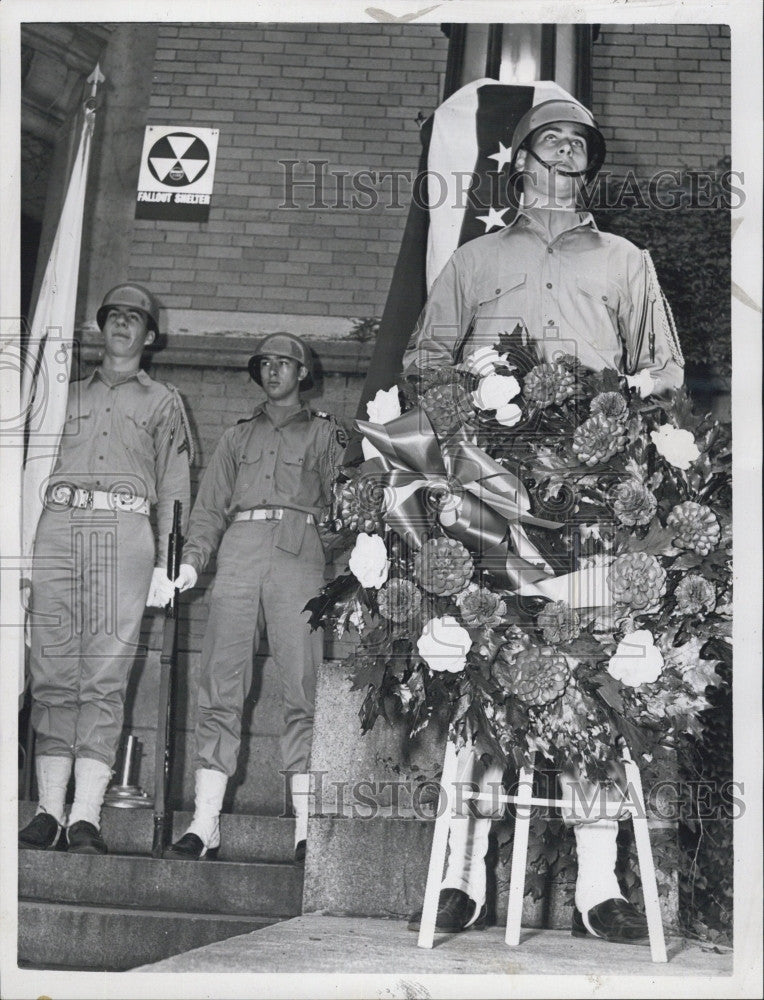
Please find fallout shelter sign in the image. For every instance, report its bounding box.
[135,126,220,221]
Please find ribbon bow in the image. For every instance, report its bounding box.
[356,406,563,593]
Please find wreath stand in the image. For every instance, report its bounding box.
[417,740,668,963]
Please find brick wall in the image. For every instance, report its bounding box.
[128,22,448,321]
[125,22,730,330]
[592,23,731,175]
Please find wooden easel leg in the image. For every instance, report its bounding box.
[505,755,535,946]
[622,746,667,963]
[418,739,459,949]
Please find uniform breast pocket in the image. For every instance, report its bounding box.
[121,411,154,456]
[234,446,263,491]
[61,406,94,444]
[468,272,528,351]
[278,447,317,495]
[576,277,622,334]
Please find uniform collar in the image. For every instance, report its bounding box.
[252,400,312,425]
[505,207,599,236]
[87,366,152,387]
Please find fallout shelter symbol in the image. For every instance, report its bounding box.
[147,132,209,187]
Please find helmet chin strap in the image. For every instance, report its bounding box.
[523,146,590,179]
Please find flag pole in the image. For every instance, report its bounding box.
[19,63,104,701]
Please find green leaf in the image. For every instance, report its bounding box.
[671,552,703,571]
[349,655,387,693]
[565,635,608,658]
[612,714,653,758]
[616,521,678,556]
[596,675,625,713]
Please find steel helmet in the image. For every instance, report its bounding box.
[509,99,606,183]
[248,332,314,390]
[96,283,161,334]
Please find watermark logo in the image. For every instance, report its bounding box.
[278,160,744,213]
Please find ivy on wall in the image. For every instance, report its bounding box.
[594,169,732,380]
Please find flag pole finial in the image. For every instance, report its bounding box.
[86,63,105,103]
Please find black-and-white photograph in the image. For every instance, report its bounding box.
[0,2,760,998]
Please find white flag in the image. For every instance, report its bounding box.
[22,105,96,562]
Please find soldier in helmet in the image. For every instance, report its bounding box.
[403,98,683,393]
[19,283,191,855]
[404,99,684,941]
[160,333,347,864]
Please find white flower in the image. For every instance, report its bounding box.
[495,403,523,427]
[625,369,656,398]
[650,425,701,471]
[366,386,401,424]
[578,523,602,543]
[472,373,521,411]
[607,629,664,687]
[348,532,390,589]
[362,387,402,461]
[348,603,365,633]
[417,615,472,674]
[460,346,511,377]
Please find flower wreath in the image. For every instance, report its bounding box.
[309,327,731,783]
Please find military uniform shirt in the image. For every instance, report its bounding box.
[182,401,346,575]
[402,208,684,395]
[52,367,191,561]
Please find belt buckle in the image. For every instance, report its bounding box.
[111,488,133,511]
[74,488,93,510]
[265,508,280,521]
[49,483,75,507]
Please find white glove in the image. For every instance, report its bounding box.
[146,567,175,608]
[173,563,198,593]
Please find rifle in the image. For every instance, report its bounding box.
[152,500,183,858]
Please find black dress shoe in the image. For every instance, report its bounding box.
[164,832,218,861]
[408,888,487,933]
[294,839,306,867]
[572,898,649,943]
[18,812,63,851]
[66,820,108,855]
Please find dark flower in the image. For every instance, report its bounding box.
[611,480,658,527]
[590,391,628,421]
[537,600,581,644]
[674,575,716,615]
[455,585,506,627]
[377,578,423,623]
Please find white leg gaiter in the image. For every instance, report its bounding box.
[68,758,112,829]
[573,820,625,917]
[441,750,504,909]
[35,755,73,825]
[291,772,310,847]
[559,769,626,918]
[185,768,227,849]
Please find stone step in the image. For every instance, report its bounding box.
[18,801,297,862]
[19,851,303,918]
[18,900,275,971]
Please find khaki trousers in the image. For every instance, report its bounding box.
[194,519,325,776]
[29,508,154,766]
